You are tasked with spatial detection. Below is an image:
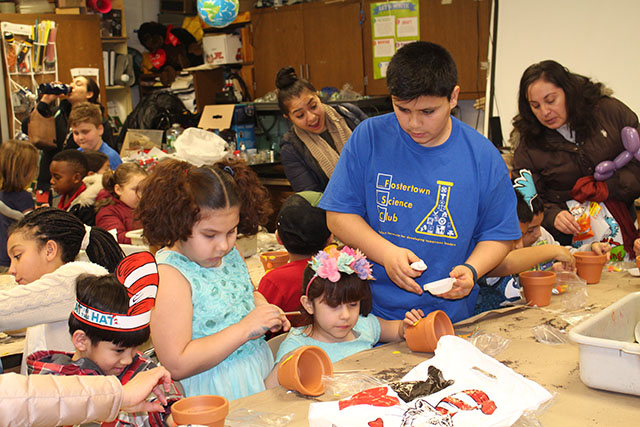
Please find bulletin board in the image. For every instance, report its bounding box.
[370,0,420,80]
[0,13,104,139]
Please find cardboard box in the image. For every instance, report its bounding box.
[202,34,242,66]
[198,104,255,150]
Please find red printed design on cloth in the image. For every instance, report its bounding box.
[339,386,400,410]
[368,417,384,427]
[435,389,497,416]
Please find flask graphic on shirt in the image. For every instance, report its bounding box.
[415,180,457,238]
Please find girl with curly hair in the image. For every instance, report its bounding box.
[136,157,286,400]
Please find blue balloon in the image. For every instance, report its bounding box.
[198,0,239,28]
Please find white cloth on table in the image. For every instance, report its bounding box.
[308,335,552,426]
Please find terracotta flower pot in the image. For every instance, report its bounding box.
[260,250,289,272]
[277,345,333,396]
[574,251,607,284]
[171,395,229,427]
[404,310,454,353]
[519,270,556,307]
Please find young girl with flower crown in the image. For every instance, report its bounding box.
[275,246,424,364]
[136,158,289,400]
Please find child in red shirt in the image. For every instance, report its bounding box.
[49,149,102,225]
[258,192,332,326]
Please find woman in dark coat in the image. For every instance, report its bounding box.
[512,60,640,256]
[276,66,367,192]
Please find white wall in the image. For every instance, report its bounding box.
[492,0,640,146]
[124,0,160,53]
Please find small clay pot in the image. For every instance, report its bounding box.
[171,395,229,427]
[519,270,556,307]
[260,250,289,272]
[277,345,333,396]
[404,310,454,353]
[574,251,607,284]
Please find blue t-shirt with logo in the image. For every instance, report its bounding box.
[320,114,520,322]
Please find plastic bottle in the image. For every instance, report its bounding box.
[239,143,249,163]
[164,123,184,153]
[39,83,71,95]
[4,32,16,73]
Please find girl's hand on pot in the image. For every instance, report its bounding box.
[402,309,425,335]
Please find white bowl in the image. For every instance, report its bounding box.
[124,229,145,246]
[422,277,455,295]
[410,260,427,271]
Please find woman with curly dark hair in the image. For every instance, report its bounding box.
[135,158,288,400]
[512,60,640,256]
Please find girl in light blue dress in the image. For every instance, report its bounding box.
[137,158,290,400]
[275,246,422,364]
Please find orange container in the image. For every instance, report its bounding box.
[171,395,229,427]
[260,250,289,272]
[277,345,333,396]
[574,251,607,284]
[520,270,556,307]
[404,310,454,353]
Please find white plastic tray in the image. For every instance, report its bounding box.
[568,292,640,395]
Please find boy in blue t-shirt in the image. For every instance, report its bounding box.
[69,102,122,170]
[319,42,522,323]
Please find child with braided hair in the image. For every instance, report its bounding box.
[0,207,124,373]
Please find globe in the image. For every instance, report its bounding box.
[198,0,239,28]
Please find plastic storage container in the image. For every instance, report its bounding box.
[568,292,640,396]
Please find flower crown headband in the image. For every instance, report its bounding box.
[72,252,158,332]
[306,246,374,296]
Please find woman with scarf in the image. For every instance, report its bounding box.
[276,66,368,192]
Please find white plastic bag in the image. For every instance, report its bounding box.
[174,127,228,166]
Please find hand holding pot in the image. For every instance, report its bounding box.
[404,310,454,352]
[402,308,425,336]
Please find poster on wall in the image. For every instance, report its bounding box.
[370,0,419,80]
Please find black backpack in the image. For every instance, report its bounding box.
[116,91,199,150]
